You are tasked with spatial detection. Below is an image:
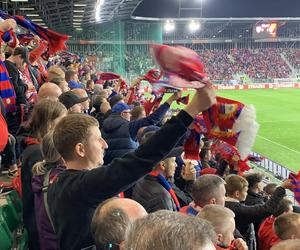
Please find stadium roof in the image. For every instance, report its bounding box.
[1,0,299,34]
[1,0,143,34]
[134,0,300,20]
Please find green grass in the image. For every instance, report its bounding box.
[165,89,300,172]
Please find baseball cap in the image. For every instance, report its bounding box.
[59,91,88,110]
[111,102,133,113]
[13,47,29,64]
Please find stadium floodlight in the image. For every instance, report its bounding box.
[73,18,83,22]
[164,20,175,32]
[31,18,43,22]
[74,10,85,13]
[26,14,39,17]
[11,0,28,2]
[188,20,200,32]
[74,15,84,18]
[95,0,104,22]
[74,4,86,7]
[20,7,34,10]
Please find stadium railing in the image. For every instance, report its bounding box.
[251,152,292,180]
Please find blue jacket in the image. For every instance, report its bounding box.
[68,80,83,89]
[101,102,170,164]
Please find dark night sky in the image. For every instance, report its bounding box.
[134,0,300,18]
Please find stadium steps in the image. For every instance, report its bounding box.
[0,190,28,249]
[280,53,297,77]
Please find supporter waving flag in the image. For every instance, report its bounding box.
[0,10,69,55]
[289,171,300,205]
[151,44,259,161]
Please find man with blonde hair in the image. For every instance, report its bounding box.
[198,205,248,250]
[274,212,300,240]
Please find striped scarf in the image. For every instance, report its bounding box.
[0,60,17,113]
[149,170,180,211]
[289,171,300,205]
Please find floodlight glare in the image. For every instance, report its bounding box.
[189,20,200,32]
[95,0,104,22]
[164,20,175,32]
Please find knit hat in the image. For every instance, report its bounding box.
[111,102,132,114]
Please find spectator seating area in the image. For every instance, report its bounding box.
[122,48,298,81]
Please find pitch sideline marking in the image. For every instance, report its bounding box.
[257,135,300,155]
[260,120,300,123]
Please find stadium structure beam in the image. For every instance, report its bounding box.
[131,16,300,21]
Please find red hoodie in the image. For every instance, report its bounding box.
[258,215,280,250]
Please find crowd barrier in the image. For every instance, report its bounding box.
[251,152,292,180]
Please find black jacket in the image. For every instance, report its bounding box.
[48,110,193,250]
[225,187,286,249]
[101,103,170,165]
[21,144,42,250]
[132,175,177,213]
[245,190,265,206]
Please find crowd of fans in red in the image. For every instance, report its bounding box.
[125,48,298,82]
[0,18,300,250]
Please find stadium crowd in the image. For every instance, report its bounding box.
[1,18,300,250]
[123,48,297,82]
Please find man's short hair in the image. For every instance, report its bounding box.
[199,148,210,160]
[91,198,130,250]
[274,213,300,240]
[274,198,293,217]
[125,210,216,250]
[13,46,29,63]
[198,204,235,235]
[244,172,264,189]
[192,174,225,207]
[271,239,300,250]
[53,114,98,161]
[48,66,65,82]
[225,175,248,196]
[264,183,277,196]
[65,69,77,82]
[131,106,145,121]
[109,94,123,108]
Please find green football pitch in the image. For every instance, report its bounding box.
[165,88,300,172]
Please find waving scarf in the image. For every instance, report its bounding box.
[151,44,259,162]
[149,170,180,211]
[0,10,69,55]
[289,171,300,205]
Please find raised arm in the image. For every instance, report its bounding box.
[75,86,216,203]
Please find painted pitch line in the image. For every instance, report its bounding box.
[260,120,300,123]
[257,135,300,155]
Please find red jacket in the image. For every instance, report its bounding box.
[258,215,280,250]
[0,106,8,152]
